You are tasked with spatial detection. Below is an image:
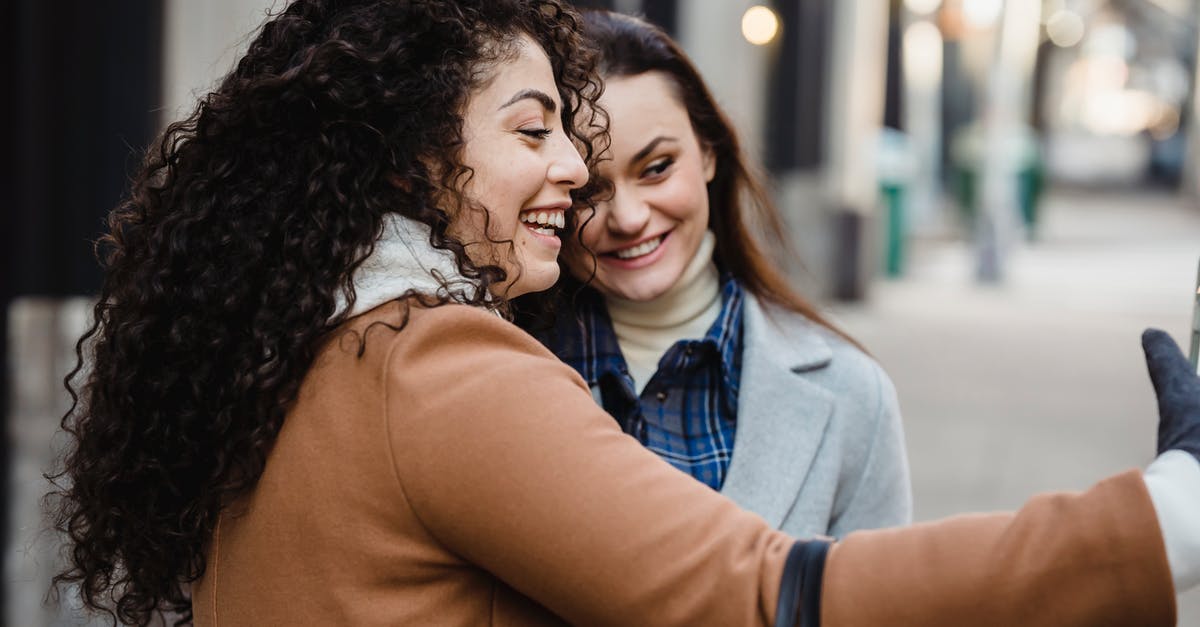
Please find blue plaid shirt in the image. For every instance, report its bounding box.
[535,278,745,490]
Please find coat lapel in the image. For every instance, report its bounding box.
[720,295,835,528]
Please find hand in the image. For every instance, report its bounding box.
[1142,329,1200,463]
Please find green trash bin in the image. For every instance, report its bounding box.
[949,123,1044,240]
[877,128,913,278]
[880,181,906,277]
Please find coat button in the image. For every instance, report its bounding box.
[655,391,668,402]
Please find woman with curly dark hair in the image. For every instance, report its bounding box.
[51,0,609,622]
[48,0,1200,625]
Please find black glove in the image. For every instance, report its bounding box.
[1142,329,1200,463]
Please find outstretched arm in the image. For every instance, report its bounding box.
[817,329,1200,627]
[821,469,1173,627]
[385,308,1178,627]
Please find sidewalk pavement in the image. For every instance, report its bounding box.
[831,186,1200,624]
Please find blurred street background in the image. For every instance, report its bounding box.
[834,186,1200,623]
[5,0,1200,624]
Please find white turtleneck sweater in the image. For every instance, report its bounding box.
[605,231,720,394]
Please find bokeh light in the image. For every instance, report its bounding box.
[962,0,1003,29]
[1046,10,1085,47]
[903,20,944,87]
[904,0,943,16]
[741,5,780,46]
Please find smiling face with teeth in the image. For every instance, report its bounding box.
[452,35,588,299]
[562,71,714,302]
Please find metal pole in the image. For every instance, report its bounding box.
[975,0,1040,282]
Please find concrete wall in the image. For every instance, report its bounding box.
[5,299,97,626]
[162,0,279,126]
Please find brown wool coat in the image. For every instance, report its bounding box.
[192,303,1175,626]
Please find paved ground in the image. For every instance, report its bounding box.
[830,186,1200,623]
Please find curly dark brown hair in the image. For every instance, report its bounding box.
[45,1,604,624]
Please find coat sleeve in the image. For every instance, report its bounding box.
[827,364,913,536]
[383,305,794,626]
[822,468,1176,627]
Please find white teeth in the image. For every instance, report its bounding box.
[520,209,566,233]
[614,236,663,259]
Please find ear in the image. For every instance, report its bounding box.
[701,146,716,183]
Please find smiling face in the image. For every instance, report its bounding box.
[562,71,714,302]
[453,35,589,299]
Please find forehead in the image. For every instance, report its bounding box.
[467,36,560,111]
[599,72,693,150]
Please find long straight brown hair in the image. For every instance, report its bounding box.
[582,10,862,349]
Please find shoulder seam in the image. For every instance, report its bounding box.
[377,305,525,556]
[379,319,452,555]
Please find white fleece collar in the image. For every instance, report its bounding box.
[331,213,486,321]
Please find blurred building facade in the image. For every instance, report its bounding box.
[6,2,163,624]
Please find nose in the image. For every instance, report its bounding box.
[548,131,589,191]
[603,185,650,235]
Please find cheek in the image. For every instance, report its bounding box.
[565,205,603,251]
[470,147,540,204]
[491,210,518,239]
[562,229,592,270]
[454,206,494,246]
[656,175,710,226]
[559,220,598,275]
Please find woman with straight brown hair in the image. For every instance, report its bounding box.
[520,10,911,538]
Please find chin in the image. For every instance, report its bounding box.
[509,266,560,298]
[603,266,683,302]
[618,285,669,302]
[593,277,662,302]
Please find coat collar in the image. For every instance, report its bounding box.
[743,294,833,373]
[719,293,835,529]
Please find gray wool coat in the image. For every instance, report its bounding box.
[711,293,912,537]
[580,291,912,537]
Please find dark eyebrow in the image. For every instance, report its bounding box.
[498,88,557,114]
[632,136,678,164]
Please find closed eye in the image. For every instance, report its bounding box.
[642,157,674,179]
[518,128,553,140]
